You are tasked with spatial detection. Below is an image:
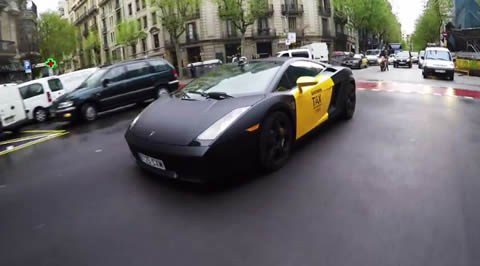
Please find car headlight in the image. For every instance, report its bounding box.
[58,101,74,108]
[196,106,250,142]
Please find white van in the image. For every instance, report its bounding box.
[301,42,329,63]
[422,47,455,81]
[59,67,98,93]
[18,76,66,122]
[0,83,28,133]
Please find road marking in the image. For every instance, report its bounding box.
[0,132,69,156]
[464,96,474,100]
[0,134,51,145]
[433,93,442,96]
[22,130,66,133]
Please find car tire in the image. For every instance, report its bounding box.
[343,83,356,120]
[33,107,48,123]
[81,103,98,122]
[450,74,454,81]
[155,87,169,99]
[259,112,294,173]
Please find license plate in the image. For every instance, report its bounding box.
[139,153,166,170]
[435,70,446,73]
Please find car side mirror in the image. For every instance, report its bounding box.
[421,56,425,60]
[102,79,110,87]
[297,76,318,93]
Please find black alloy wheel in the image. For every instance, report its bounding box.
[259,112,294,172]
[34,108,48,123]
[344,83,356,120]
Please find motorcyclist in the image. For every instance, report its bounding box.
[380,47,389,71]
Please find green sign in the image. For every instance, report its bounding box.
[45,58,57,69]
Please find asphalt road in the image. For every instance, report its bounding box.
[353,63,480,91]
[1,85,480,266]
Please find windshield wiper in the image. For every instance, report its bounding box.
[188,91,233,100]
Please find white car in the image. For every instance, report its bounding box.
[59,67,98,93]
[276,49,314,60]
[18,76,66,122]
[0,83,28,133]
[422,47,455,81]
[388,54,396,65]
[366,49,381,65]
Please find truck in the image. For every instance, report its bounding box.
[301,42,329,63]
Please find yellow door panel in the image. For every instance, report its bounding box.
[293,75,335,139]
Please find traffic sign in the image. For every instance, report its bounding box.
[287,32,296,44]
[24,60,31,73]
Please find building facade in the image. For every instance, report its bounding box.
[65,0,357,71]
[0,0,39,83]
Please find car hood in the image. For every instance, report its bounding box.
[130,94,265,146]
[366,55,378,59]
[425,59,454,68]
[52,87,96,105]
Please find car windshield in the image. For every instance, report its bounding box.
[353,54,362,59]
[412,52,418,57]
[419,51,425,56]
[180,62,281,97]
[397,52,410,57]
[425,50,451,61]
[366,50,379,55]
[78,68,108,89]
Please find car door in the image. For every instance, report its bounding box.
[284,61,334,139]
[124,61,155,102]
[98,66,127,110]
[19,83,45,120]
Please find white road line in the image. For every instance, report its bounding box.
[372,89,381,91]
[464,96,474,100]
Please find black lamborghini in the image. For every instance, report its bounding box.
[125,58,356,182]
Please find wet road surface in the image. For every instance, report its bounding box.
[1,87,480,266]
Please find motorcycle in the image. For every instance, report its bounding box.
[378,56,388,72]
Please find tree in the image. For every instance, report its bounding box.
[216,0,268,56]
[115,19,146,60]
[150,0,197,78]
[83,30,101,66]
[38,12,76,65]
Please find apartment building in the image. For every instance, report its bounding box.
[0,0,39,83]
[65,0,353,70]
[164,0,338,70]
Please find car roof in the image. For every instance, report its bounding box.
[19,76,59,87]
[102,57,166,69]
[426,47,450,52]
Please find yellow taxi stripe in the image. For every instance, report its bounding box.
[22,130,67,133]
[0,132,69,156]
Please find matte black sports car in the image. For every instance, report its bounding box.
[125,58,356,182]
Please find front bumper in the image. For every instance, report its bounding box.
[125,129,258,182]
[395,60,411,66]
[50,106,79,121]
[367,59,378,65]
[423,67,454,77]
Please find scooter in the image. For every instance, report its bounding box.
[379,56,388,72]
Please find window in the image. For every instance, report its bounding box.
[152,12,157,25]
[143,16,148,29]
[126,62,150,79]
[19,84,44,99]
[291,51,310,58]
[110,32,115,43]
[152,33,160,48]
[142,0,146,9]
[187,23,196,41]
[116,9,122,24]
[149,60,168,72]
[103,67,125,82]
[258,17,268,31]
[135,0,140,11]
[322,18,329,36]
[227,20,236,36]
[286,61,326,85]
[109,16,113,27]
[141,38,147,54]
[137,18,142,31]
[48,79,64,92]
[128,3,132,15]
[288,17,296,32]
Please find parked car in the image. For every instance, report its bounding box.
[18,76,66,122]
[411,52,419,64]
[394,51,412,68]
[366,49,381,65]
[59,67,98,93]
[0,83,28,134]
[330,51,353,66]
[422,47,455,81]
[276,49,314,59]
[50,57,179,122]
[418,50,425,69]
[341,54,368,69]
[388,54,396,65]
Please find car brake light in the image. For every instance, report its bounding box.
[173,68,178,79]
[47,91,52,102]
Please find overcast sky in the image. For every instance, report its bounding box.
[34,0,425,36]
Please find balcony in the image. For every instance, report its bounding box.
[318,5,331,17]
[186,8,200,20]
[253,28,276,38]
[259,4,274,17]
[86,6,98,16]
[281,4,304,16]
[221,31,240,40]
[71,0,87,12]
[336,32,355,42]
[0,40,17,56]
